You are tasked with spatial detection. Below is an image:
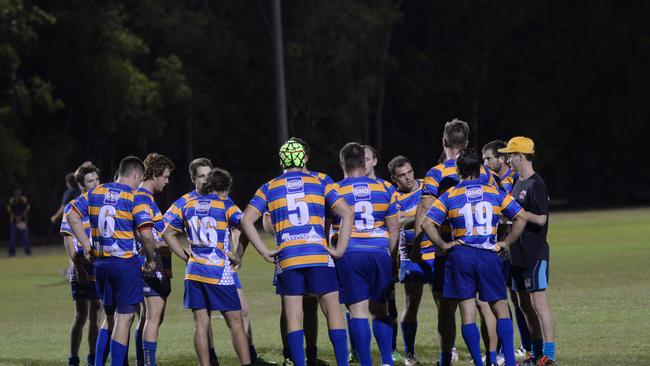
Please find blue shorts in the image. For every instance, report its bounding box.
[336,251,392,305]
[143,277,171,298]
[276,266,339,296]
[442,245,507,302]
[399,259,435,284]
[94,257,143,314]
[511,260,549,292]
[233,272,243,289]
[71,281,100,301]
[184,280,241,311]
[431,256,447,293]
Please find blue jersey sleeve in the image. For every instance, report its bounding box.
[133,194,154,229]
[164,202,185,231]
[425,194,449,226]
[71,192,89,218]
[248,183,269,215]
[226,201,243,228]
[500,191,523,221]
[60,203,74,236]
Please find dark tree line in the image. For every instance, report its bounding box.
[1,0,649,239]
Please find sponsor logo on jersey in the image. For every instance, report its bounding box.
[280,227,323,244]
[352,184,372,200]
[465,186,484,202]
[103,190,120,205]
[287,178,304,193]
[196,201,211,214]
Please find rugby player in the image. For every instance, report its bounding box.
[420,148,528,366]
[498,137,556,366]
[241,140,354,366]
[133,153,175,366]
[67,156,157,366]
[332,142,400,366]
[166,158,272,366]
[162,167,251,366]
[361,145,401,365]
[387,155,431,366]
[412,118,495,366]
[262,137,331,366]
[60,162,101,366]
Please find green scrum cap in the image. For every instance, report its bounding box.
[279,140,306,169]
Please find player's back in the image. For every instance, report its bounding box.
[424,159,495,198]
[73,182,147,259]
[334,176,398,253]
[396,180,435,261]
[432,181,521,251]
[248,170,336,271]
[170,193,242,285]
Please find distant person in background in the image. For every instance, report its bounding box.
[7,187,31,256]
[52,173,81,224]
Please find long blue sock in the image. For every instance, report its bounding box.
[209,346,219,366]
[461,323,484,366]
[287,330,305,366]
[486,351,497,365]
[514,306,531,351]
[88,354,95,366]
[68,356,80,366]
[496,319,516,366]
[372,317,394,365]
[95,329,111,366]
[134,330,143,366]
[350,318,372,366]
[346,312,357,355]
[400,321,417,355]
[328,329,348,366]
[250,344,258,362]
[532,339,543,359]
[110,340,128,366]
[142,341,156,366]
[543,342,556,361]
[439,352,452,366]
[391,322,398,351]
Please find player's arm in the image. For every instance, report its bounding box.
[66,209,92,255]
[240,206,276,263]
[386,214,400,255]
[161,226,190,262]
[421,217,458,251]
[414,196,434,236]
[327,202,353,259]
[262,212,275,234]
[496,213,527,250]
[525,212,547,226]
[139,227,157,271]
[51,204,64,223]
[62,235,90,284]
[400,212,415,230]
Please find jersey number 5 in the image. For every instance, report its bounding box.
[287,193,309,226]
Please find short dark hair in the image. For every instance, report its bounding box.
[456,148,482,179]
[339,142,366,171]
[74,161,100,187]
[199,168,232,195]
[387,155,411,176]
[443,118,470,149]
[523,153,534,162]
[189,158,213,181]
[118,156,144,177]
[143,153,175,181]
[289,137,310,157]
[362,144,378,160]
[482,140,507,158]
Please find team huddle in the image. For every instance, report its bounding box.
[60,119,556,366]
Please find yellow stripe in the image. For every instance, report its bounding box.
[185,274,220,284]
[280,254,329,268]
[189,256,225,266]
[279,240,326,250]
[422,252,436,260]
[276,216,324,231]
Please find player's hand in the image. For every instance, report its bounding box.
[261,249,277,263]
[326,246,343,260]
[440,239,462,251]
[495,241,509,254]
[145,259,156,272]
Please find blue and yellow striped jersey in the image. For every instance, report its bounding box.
[331,176,399,253]
[135,187,172,278]
[396,180,435,261]
[60,198,91,249]
[165,193,242,285]
[309,170,335,186]
[72,182,153,259]
[499,168,519,194]
[248,170,343,271]
[164,190,199,232]
[423,159,496,242]
[425,180,523,251]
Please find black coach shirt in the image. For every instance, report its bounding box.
[510,173,550,267]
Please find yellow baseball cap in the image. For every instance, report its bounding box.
[498,136,535,154]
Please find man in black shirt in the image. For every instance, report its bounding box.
[499,137,556,366]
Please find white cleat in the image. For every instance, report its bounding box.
[451,346,459,362]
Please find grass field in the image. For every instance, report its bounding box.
[1,208,649,365]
